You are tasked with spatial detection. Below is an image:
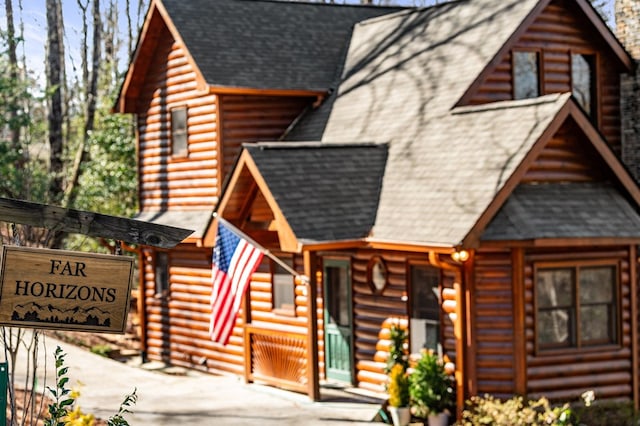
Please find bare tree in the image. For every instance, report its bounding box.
[46,0,64,211]
[4,0,20,156]
[77,0,90,99]
[65,0,101,208]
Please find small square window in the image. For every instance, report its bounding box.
[272,257,295,314]
[513,51,540,100]
[171,107,188,158]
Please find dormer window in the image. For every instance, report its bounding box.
[171,106,188,158]
[513,50,540,100]
[571,53,596,118]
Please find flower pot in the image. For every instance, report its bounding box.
[388,406,411,426]
[428,412,449,426]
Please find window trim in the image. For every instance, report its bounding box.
[570,50,599,126]
[170,106,189,159]
[407,260,442,355]
[271,255,296,317]
[512,48,543,100]
[533,259,620,355]
[367,256,388,295]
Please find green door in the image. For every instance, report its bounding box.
[323,259,353,384]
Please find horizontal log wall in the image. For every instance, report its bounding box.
[142,245,251,375]
[347,250,459,395]
[136,25,218,210]
[522,118,611,183]
[220,95,313,180]
[472,248,516,399]
[468,0,622,154]
[524,247,634,403]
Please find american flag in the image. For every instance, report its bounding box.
[209,220,264,345]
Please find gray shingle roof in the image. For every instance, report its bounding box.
[481,182,640,240]
[245,142,387,242]
[160,0,404,91]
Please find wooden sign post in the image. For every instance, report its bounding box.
[0,246,135,333]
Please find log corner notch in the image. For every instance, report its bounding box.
[0,197,194,249]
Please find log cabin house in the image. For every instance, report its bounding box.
[116,0,640,412]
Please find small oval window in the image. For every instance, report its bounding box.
[368,256,388,294]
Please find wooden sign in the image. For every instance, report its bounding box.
[0,245,134,333]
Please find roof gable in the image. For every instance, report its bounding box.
[158,0,404,93]
[116,0,207,113]
[464,97,640,247]
[458,0,633,107]
[209,143,388,251]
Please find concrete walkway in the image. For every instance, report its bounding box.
[10,332,386,425]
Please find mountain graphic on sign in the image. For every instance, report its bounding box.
[12,302,111,327]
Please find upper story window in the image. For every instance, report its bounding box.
[171,106,188,158]
[155,251,169,296]
[536,263,617,351]
[571,53,596,118]
[513,50,540,100]
[272,256,295,315]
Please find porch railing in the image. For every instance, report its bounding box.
[244,324,308,393]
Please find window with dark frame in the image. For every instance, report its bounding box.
[536,264,617,351]
[155,251,169,296]
[272,257,295,314]
[571,53,596,118]
[409,264,441,354]
[513,50,540,100]
[171,107,188,158]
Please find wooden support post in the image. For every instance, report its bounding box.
[512,248,527,396]
[631,245,638,410]
[304,250,320,401]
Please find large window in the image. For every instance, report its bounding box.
[409,264,441,354]
[536,264,617,351]
[171,106,188,158]
[272,257,295,315]
[571,53,596,118]
[513,50,540,100]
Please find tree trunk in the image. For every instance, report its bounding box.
[46,0,65,248]
[4,0,20,158]
[65,0,101,208]
[77,0,89,97]
[46,0,63,201]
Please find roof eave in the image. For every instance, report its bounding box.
[115,0,209,114]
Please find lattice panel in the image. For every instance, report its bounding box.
[250,332,308,388]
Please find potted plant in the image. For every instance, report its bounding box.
[388,363,411,426]
[409,351,454,426]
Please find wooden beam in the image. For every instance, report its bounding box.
[304,250,320,401]
[0,197,193,248]
[512,248,527,396]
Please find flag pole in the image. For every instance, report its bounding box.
[213,214,308,283]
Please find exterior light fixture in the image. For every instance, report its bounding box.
[451,250,469,262]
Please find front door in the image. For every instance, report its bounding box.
[323,259,353,383]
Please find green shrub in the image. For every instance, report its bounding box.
[409,351,454,418]
[457,394,573,426]
[572,400,639,426]
[90,344,113,357]
[44,346,137,425]
[386,324,408,374]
